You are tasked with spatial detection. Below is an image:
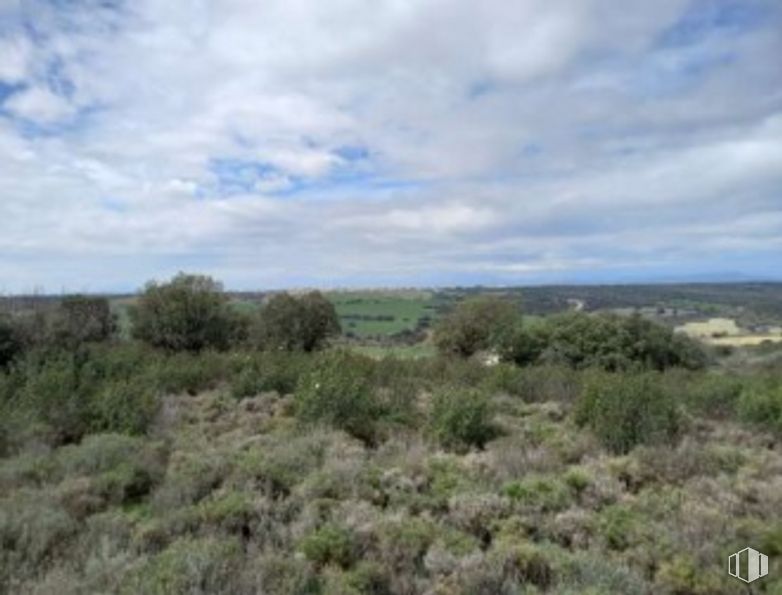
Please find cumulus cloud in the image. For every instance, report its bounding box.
[0,0,780,291]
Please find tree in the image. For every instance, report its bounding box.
[252,291,340,352]
[0,315,22,368]
[298,291,342,352]
[434,297,521,357]
[129,273,236,351]
[503,311,706,371]
[52,295,117,347]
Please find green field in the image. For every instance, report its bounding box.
[349,342,438,359]
[328,290,438,337]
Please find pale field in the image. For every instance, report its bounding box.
[706,334,782,346]
[676,317,782,346]
[676,317,742,338]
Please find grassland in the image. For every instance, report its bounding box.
[328,290,438,337]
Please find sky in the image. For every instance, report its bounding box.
[0,0,781,293]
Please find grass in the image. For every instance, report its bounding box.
[349,343,437,359]
[328,291,437,337]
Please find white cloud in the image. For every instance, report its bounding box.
[0,36,30,83]
[0,0,780,291]
[4,86,75,123]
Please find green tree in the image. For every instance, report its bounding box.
[129,273,236,351]
[0,315,23,368]
[298,291,342,351]
[252,291,340,352]
[52,296,117,347]
[434,297,521,357]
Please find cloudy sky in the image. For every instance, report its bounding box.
[0,0,781,292]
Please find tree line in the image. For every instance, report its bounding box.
[0,273,342,368]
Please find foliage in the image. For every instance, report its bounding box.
[52,296,117,347]
[0,315,23,369]
[2,347,161,447]
[121,537,243,595]
[252,290,341,352]
[501,312,706,371]
[428,387,495,451]
[130,273,239,352]
[295,350,379,442]
[298,523,355,568]
[738,377,782,435]
[434,296,521,357]
[575,372,681,454]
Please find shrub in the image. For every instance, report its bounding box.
[737,377,782,435]
[502,475,571,512]
[89,379,160,435]
[677,371,744,418]
[121,537,243,595]
[298,523,355,568]
[230,351,310,398]
[130,273,238,352]
[517,312,707,371]
[52,296,117,347]
[152,351,227,395]
[0,491,78,582]
[428,387,495,451]
[18,351,88,443]
[434,297,522,357]
[295,351,379,442]
[0,316,23,368]
[251,291,340,352]
[575,372,681,454]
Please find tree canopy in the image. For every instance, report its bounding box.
[129,273,239,351]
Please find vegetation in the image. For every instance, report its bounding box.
[428,387,495,451]
[0,315,21,369]
[130,273,240,351]
[575,372,681,454]
[0,277,780,593]
[252,291,340,352]
[501,311,707,371]
[434,296,521,357]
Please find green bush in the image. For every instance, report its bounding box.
[428,387,495,451]
[298,523,355,568]
[433,296,522,357]
[130,273,239,352]
[89,379,160,435]
[575,372,681,454]
[504,312,707,371]
[251,290,340,352]
[678,372,744,418]
[738,377,782,435]
[18,352,88,443]
[0,316,23,368]
[295,351,379,442]
[152,350,227,395]
[230,351,311,398]
[9,350,161,444]
[51,295,117,348]
[121,536,243,595]
[502,475,571,512]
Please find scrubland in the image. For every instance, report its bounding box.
[1,278,781,594]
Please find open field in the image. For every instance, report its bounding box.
[707,334,782,346]
[328,290,439,338]
[677,317,782,347]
